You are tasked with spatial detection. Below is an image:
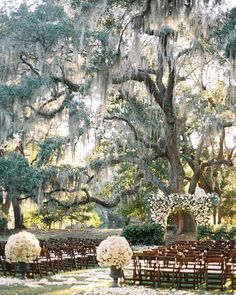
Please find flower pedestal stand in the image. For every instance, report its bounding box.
[110,266,123,287]
[18,262,29,280]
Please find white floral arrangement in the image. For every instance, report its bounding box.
[149,191,219,226]
[96,236,133,269]
[5,231,41,263]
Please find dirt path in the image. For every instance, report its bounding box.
[1,228,196,245]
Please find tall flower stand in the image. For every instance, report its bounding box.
[110,266,123,287]
[18,262,29,280]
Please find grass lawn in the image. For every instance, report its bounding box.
[0,284,75,295]
[0,267,235,295]
[0,228,123,242]
[0,268,111,295]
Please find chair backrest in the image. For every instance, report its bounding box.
[157,255,176,266]
[204,257,226,270]
[177,256,198,269]
[178,255,197,262]
[135,252,156,265]
[183,250,201,256]
[204,253,224,260]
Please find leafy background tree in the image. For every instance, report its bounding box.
[0,0,235,233]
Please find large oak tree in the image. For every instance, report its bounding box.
[0,0,235,231]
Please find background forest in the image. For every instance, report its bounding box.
[0,0,235,234]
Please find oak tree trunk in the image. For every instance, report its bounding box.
[174,210,196,234]
[1,196,11,232]
[166,121,185,194]
[12,197,23,229]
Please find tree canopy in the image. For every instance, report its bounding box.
[0,0,235,230]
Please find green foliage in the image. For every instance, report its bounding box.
[37,137,68,166]
[214,227,228,241]
[203,0,223,4]
[197,224,236,241]
[89,159,105,170]
[32,201,98,229]
[214,7,236,59]
[0,0,235,234]
[7,1,74,46]
[197,224,213,240]
[0,0,77,134]
[118,194,149,225]
[33,202,61,229]
[221,189,236,224]
[70,0,140,10]
[0,76,45,110]
[66,204,93,227]
[86,47,115,73]
[86,211,102,228]
[76,21,117,74]
[70,0,97,11]
[228,227,236,240]
[122,223,165,245]
[0,153,42,196]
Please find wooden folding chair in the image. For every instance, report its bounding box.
[230,256,236,290]
[0,246,7,276]
[0,246,15,276]
[60,246,77,271]
[38,248,56,275]
[73,245,88,269]
[177,256,201,289]
[83,244,97,267]
[122,254,140,285]
[204,257,226,291]
[138,254,158,287]
[27,259,42,278]
[157,256,178,288]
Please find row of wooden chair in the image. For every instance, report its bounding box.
[0,239,98,278]
[123,254,236,290]
[123,240,236,290]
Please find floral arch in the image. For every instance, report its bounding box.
[148,191,219,227]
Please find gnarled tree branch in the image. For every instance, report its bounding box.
[44,185,140,209]
[104,115,161,149]
[19,54,40,76]
[52,76,80,92]
[112,69,163,108]
[27,94,71,118]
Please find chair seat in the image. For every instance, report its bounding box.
[179,268,196,274]
[207,270,224,274]
[160,267,176,272]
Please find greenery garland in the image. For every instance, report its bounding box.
[148,191,219,226]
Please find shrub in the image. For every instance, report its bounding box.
[197,224,236,241]
[197,224,213,240]
[214,227,228,241]
[122,223,165,245]
[228,227,236,240]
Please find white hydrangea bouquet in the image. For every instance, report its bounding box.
[5,231,41,263]
[97,236,133,269]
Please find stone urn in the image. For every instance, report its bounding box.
[110,266,123,287]
[18,261,29,280]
